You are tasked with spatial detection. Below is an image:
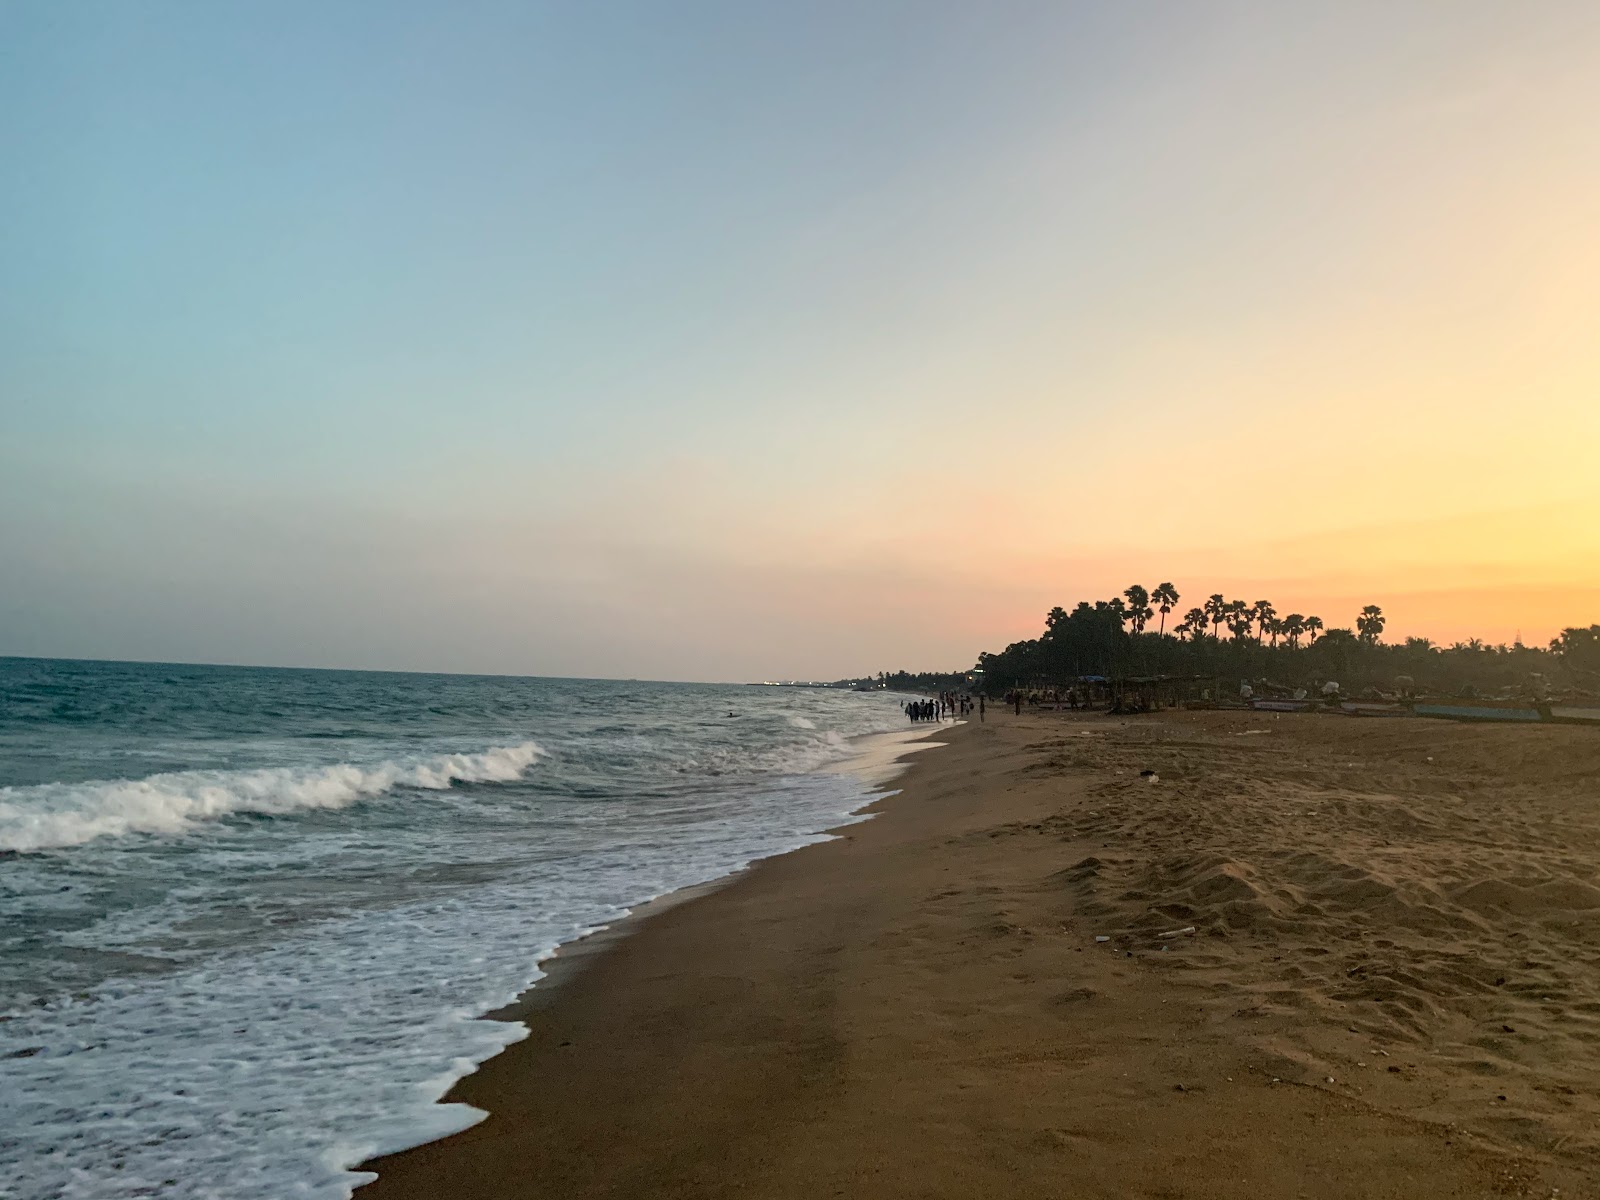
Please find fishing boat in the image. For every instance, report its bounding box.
[1250,698,1320,713]
[1413,702,1543,723]
[1340,700,1408,718]
[1548,703,1600,727]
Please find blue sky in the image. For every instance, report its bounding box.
[4,2,1598,677]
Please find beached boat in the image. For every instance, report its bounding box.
[1413,702,1543,723]
[1340,701,1408,718]
[1250,698,1320,713]
[1548,704,1600,726]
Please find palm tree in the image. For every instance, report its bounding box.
[1204,594,1227,642]
[1281,613,1305,650]
[1356,605,1386,645]
[1183,606,1209,640]
[1122,585,1153,635]
[1253,601,1276,644]
[1225,600,1253,642]
[1152,582,1180,638]
[1174,619,1192,642]
[1242,601,1260,640]
[1304,615,1323,644]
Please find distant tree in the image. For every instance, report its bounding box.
[1317,627,1358,678]
[1225,600,1254,643]
[1281,613,1306,650]
[1253,601,1277,644]
[1153,582,1180,638]
[1264,617,1283,649]
[1304,615,1324,644]
[1356,605,1386,645]
[1123,585,1153,635]
[1551,624,1600,673]
[1403,637,1436,653]
[1174,619,1192,642]
[1182,606,1209,640]
[1204,594,1227,642]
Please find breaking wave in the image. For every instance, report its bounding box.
[0,742,545,852]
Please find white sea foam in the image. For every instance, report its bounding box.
[0,767,885,1200]
[0,742,544,852]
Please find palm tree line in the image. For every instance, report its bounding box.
[1159,588,1348,650]
[1091,584,1381,651]
[963,586,1600,696]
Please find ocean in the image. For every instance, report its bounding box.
[0,658,914,1200]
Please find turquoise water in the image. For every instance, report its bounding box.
[0,659,907,1199]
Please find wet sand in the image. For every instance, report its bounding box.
[358,709,1600,1198]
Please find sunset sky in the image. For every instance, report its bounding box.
[4,1,1598,679]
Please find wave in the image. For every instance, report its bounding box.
[0,742,545,853]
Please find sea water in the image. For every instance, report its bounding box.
[0,659,912,1199]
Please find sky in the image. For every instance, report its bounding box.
[3,1,1598,680]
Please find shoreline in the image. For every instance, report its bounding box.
[358,709,1594,1198]
[347,719,952,1190]
[481,723,950,1026]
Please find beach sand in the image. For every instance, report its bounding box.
[358,709,1600,1198]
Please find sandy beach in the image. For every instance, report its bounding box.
[358,709,1600,1198]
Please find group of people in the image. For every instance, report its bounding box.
[904,692,984,723]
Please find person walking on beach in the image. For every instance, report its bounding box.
[979,695,985,721]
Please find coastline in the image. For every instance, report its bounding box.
[346,719,950,1192]
[478,724,949,1027]
[357,709,1595,1198]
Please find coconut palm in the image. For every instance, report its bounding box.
[1204,594,1227,641]
[1183,606,1209,640]
[1356,605,1386,645]
[1153,582,1180,638]
[1304,615,1323,644]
